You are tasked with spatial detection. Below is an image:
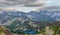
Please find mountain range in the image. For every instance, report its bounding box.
[0,10,60,34]
[0,10,60,25]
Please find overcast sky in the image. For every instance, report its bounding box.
[0,0,60,12]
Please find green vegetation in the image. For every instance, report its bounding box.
[49,25,60,35]
[40,29,45,35]
[0,26,11,35]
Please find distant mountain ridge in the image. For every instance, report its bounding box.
[0,10,60,22]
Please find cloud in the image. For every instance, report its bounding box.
[0,0,60,12]
[0,0,45,12]
[0,0,60,7]
[36,0,60,12]
[25,1,44,7]
[0,0,45,7]
[0,7,17,12]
